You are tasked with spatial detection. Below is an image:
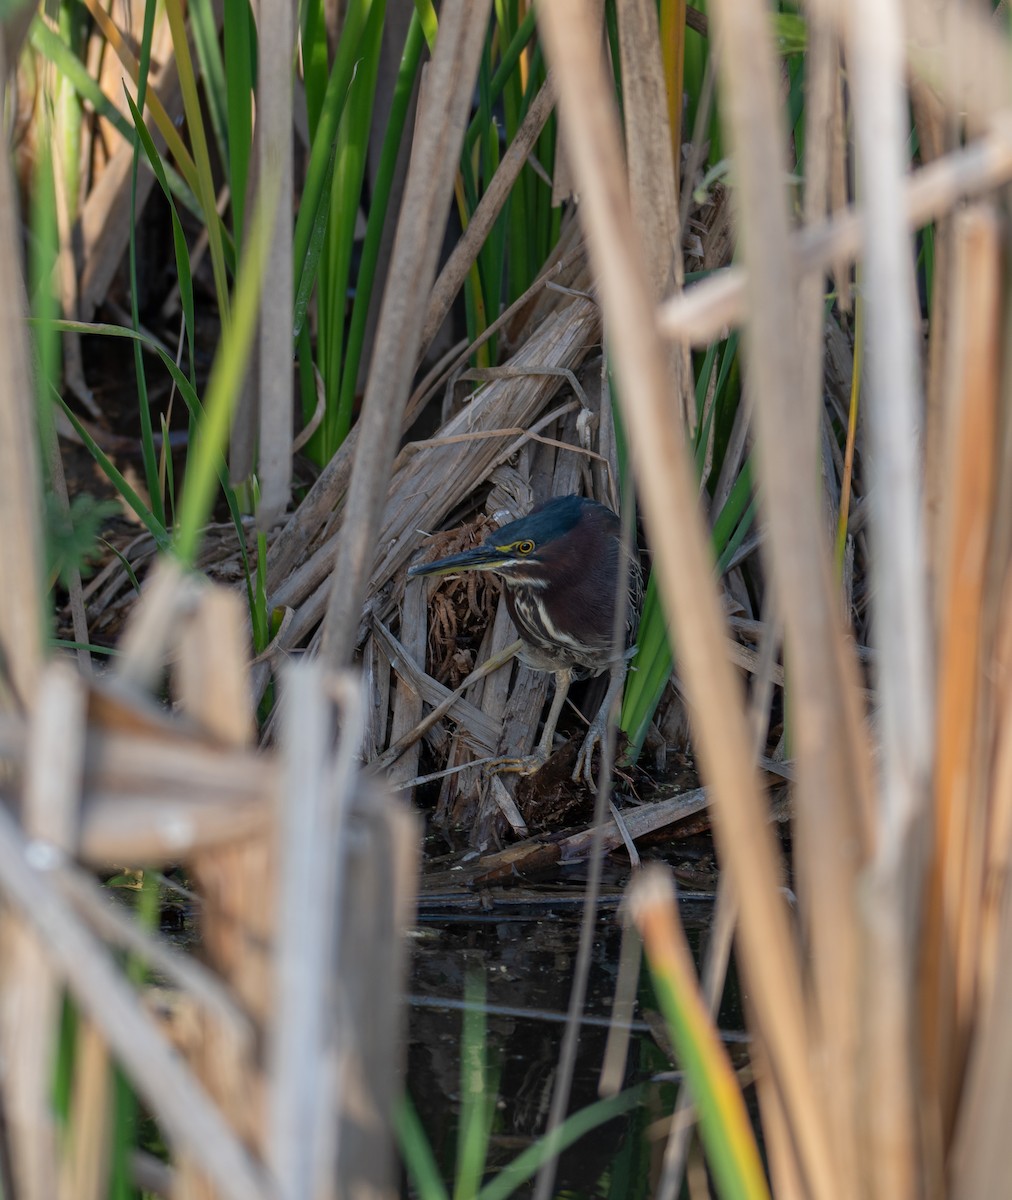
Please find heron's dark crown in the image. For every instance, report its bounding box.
[489,495,602,583]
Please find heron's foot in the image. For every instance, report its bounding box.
[490,749,551,777]
[572,704,625,789]
[572,723,603,789]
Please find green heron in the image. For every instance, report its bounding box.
[408,494,641,785]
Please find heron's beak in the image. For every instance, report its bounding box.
[407,543,509,578]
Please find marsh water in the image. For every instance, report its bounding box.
[406,843,749,1199]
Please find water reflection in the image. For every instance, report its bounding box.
[406,874,747,1198]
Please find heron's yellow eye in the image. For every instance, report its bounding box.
[516,539,535,555]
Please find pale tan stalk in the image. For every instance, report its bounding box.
[537,4,836,1195]
[0,70,43,711]
[616,0,693,428]
[845,4,933,1193]
[254,0,295,525]
[710,0,875,1190]
[922,205,1002,1146]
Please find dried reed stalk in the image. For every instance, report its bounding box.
[0,664,86,1200]
[319,0,492,670]
[332,753,417,1199]
[57,1020,112,1200]
[0,73,43,713]
[386,581,429,792]
[616,0,693,428]
[269,663,352,1199]
[270,664,416,1200]
[174,584,266,1200]
[271,288,600,657]
[657,129,1012,345]
[35,671,106,1200]
[536,5,837,1197]
[978,274,1012,1021]
[951,836,1012,1197]
[252,0,294,525]
[712,0,879,1189]
[845,7,936,1193]
[922,204,1002,1150]
[421,73,557,353]
[76,11,181,322]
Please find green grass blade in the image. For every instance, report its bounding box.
[462,5,537,155]
[99,538,143,594]
[302,0,329,133]
[711,459,755,560]
[29,112,59,462]
[412,0,438,49]
[395,1097,452,1200]
[125,91,196,381]
[160,411,177,526]
[622,458,756,760]
[316,0,386,453]
[477,1088,645,1200]
[51,640,120,657]
[292,0,372,337]
[175,178,281,566]
[453,975,496,1200]
[621,575,673,758]
[632,869,770,1200]
[189,0,230,164]
[54,395,170,549]
[165,0,232,326]
[126,0,164,528]
[224,0,256,247]
[703,334,742,488]
[247,479,270,651]
[293,140,337,343]
[28,18,200,221]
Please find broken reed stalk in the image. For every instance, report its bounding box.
[0,803,272,1200]
[1,664,87,1200]
[269,664,357,1199]
[172,581,267,1199]
[0,557,416,1199]
[657,129,1012,346]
